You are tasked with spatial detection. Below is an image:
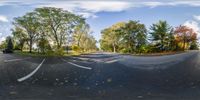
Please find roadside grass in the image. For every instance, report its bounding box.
[14,50,79,57]
[127,51,188,56]
[14,50,193,57]
[14,50,96,57]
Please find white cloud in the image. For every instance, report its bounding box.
[0,15,8,22]
[193,15,200,21]
[142,2,166,8]
[183,20,200,40]
[37,1,132,18]
[36,1,200,18]
[77,12,98,19]
[2,1,200,18]
[183,20,199,33]
[75,1,132,13]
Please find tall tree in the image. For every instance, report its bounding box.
[150,20,172,52]
[13,12,40,53]
[100,21,146,53]
[73,22,90,47]
[79,33,97,52]
[12,26,28,51]
[174,25,197,50]
[6,36,13,50]
[0,40,6,49]
[121,20,147,53]
[35,7,85,49]
[167,28,177,51]
[100,22,126,52]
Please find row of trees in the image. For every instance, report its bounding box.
[100,20,198,53]
[8,7,97,54]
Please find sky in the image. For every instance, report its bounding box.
[1,0,200,46]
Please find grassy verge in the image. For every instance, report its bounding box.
[121,51,187,56]
[13,50,95,57]
[14,50,190,57]
[14,51,79,57]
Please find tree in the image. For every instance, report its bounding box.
[150,20,172,52]
[174,25,197,50]
[37,37,51,53]
[73,24,97,52]
[167,28,177,51]
[100,21,147,53]
[73,22,90,47]
[12,7,92,55]
[6,36,13,50]
[13,12,40,53]
[120,20,147,53]
[189,41,199,50]
[100,22,126,52]
[80,33,97,52]
[12,26,28,51]
[0,40,6,49]
[35,7,85,49]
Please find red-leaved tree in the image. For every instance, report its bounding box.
[174,25,197,50]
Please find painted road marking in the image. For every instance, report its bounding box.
[17,59,46,82]
[4,57,31,63]
[62,59,92,70]
[105,59,118,63]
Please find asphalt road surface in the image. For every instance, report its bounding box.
[1,51,200,100]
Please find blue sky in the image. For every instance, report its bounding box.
[0,0,200,45]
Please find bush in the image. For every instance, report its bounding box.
[6,36,13,50]
[190,42,199,50]
[72,45,81,52]
[54,48,65,56]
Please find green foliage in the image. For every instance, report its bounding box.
[72,22,97,52]
[190,41,199,50]
[11,7,97,56]
[150,20,172,52]
[72,45,81,52]
[38,38,51,54]
[100,20,198,54]
[6,36,13,50]
[54,48,65,56]
[100,21,147,53]
[14,12,40,53]
[35,7,85,49]
[12,26,27,51]
[122,20,147,53]
[100,22,126,52]
[0,41,6,49]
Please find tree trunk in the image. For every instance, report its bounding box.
[66,45,68,54]
[161,39,164,52]
[21,46,23,52]
[20,44,23,52]
[20,41,24,52]
[183,39,186,51]
[113,43,116,53]
[29,40,32,53]
[57,42,61,49]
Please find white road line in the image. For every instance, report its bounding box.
[105,59,118,63]
[17,59,46,82]
[62,59,92,70]
[4,57,30,63]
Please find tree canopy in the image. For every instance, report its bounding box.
[10,7,97,55]
[100,20,198,53]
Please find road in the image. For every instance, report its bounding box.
[0,51,200,100]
